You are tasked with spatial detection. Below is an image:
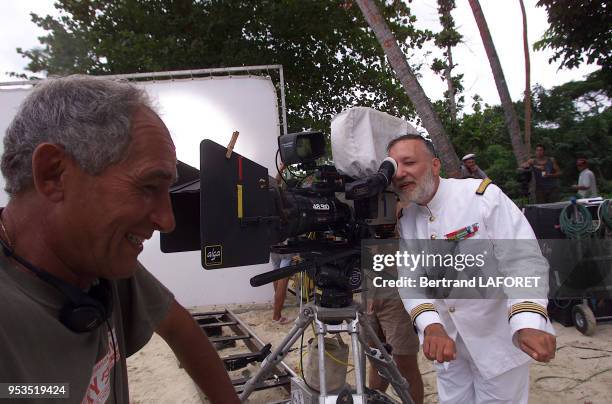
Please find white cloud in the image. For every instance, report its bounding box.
[0,1,60,81]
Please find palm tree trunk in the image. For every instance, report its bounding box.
[519,0,535,202]
[468,0,528,164]
[355,0,461,177]
[445,44,457,125]
[519,0,532,153]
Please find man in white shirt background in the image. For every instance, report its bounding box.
[572,158,598,198]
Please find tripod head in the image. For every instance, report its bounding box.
[250,244,362,309]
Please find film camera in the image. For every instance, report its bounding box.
[160,121,418,403]
[160,131,398,307]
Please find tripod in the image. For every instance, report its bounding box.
[239,302,415,404]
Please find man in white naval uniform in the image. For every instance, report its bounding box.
[388,134,556,404]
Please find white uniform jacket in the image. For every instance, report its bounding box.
[399,178,555,380]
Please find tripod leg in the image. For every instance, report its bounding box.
[348,318,364,396]
[317,329,327,396]
[358,314,415,404]
[239,307,313,402]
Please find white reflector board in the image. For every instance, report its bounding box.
[0,75,281,307]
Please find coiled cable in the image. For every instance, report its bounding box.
[559,200,593,239]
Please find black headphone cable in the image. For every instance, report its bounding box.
[105,318,119,404]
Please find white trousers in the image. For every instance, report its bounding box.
[435,335,529,404]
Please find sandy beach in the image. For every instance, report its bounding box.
[128,302,612,404]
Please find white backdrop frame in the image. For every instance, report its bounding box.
[0,64,288,137]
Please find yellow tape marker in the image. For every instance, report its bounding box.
[237,184,243,218]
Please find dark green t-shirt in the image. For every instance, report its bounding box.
[0,257,173,403]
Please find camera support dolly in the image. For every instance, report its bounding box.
[239,302,414,404]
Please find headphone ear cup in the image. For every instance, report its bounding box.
[58,280,113,333]
[0,238,114,333]
[59,302,106,333]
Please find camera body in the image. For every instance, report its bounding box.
[160,131,397,306]
[272,132,397,307]
[276,131,397,240]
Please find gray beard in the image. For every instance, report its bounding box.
[397,168,436,206]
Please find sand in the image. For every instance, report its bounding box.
[127,301,612,404]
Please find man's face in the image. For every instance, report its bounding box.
[576,160,587,171]
[464,158,476,170]
[389,139,440,205]
[58,106,177,280]
[535,146,545,158]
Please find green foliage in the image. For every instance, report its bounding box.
[430,0,463,120]
[451,73,611,199]
[434,0,461,47]
[449,103,508,158]
[481,144,522,197]
[16,0,610,202]
[531,93,612,191]
[17,0,434,134]
[534,0,612,70]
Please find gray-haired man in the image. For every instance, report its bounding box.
[0,75,238,403]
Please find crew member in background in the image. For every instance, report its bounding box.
[0,75,239,403]
[389,134,556,404]
[271,163,298,324]
[460,153,488,180]
[366,204,424,403]
[270,251,296,324]
[572,158,598,198]
[522,144,562,203]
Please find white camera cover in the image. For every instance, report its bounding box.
[330,107,418,178]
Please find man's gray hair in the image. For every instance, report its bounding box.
[1,75,152,195]
[386,133,437,158]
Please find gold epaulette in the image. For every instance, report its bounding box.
[476,177,493,195]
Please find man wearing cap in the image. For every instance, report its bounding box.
[572,158,598,198]
[388,134,556,404]
[460,154,488,180]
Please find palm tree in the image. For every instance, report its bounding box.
[519,0,532,153]
[468,0,528,164]
[355,0,461,177]
[436,0,461,125]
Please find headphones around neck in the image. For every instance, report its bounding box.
[0,237,113,333]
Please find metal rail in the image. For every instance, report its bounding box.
[0,65,288,137]
[192,308,296,397]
